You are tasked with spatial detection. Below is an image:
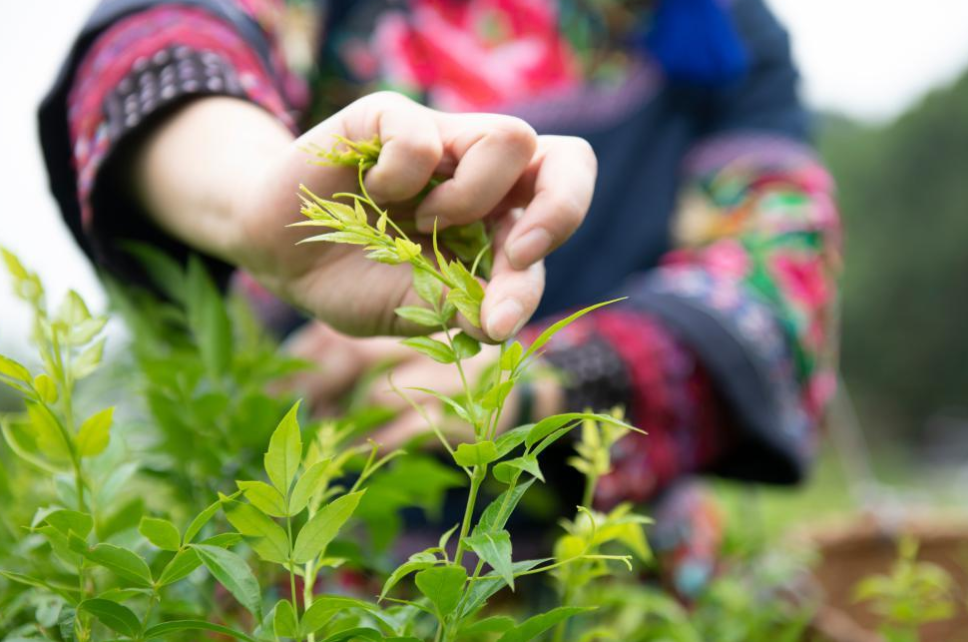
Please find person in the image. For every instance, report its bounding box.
[40,0,841,597]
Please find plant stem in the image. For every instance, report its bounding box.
[304,559,316,642]
[453,467,485,567]
[286,515,300,629]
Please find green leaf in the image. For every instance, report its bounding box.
[446,289,481,328]
[144,620,259,642]
[0,354,31,384]
[237,480,288,518]
[122,242,187,304]
[379,559,436,601]
[184,491,240,544]
[25,400,71,462]
[400,336,456,364]
[408,387,474,425]
[481,380,514,410]
[273,599,299,638]
[500,342,523,371]
[494,425,531,458]
[463,530,515,590]
[459,559,548,619]
[452,332,481,359]
[460,616,517,637]
[186,256,232,375]
[67,316,107,346]
[44,510,94,538]
[157,549,201,587]
[0,571,80,605]
[222,500,289,564]
[289,458,332,516]
[394,306,441,327]
[33,373,57,402]
[301,596,394,636]
[56,290,91,326]
[318,628,383,642]
[193,544,262,620]
[78,598,141,638]
[493,456,543,484]
[265,402,303,495]
[413,267,444,306]
[453,441,499,468]
[526,412,634,452]
[72,539,152,587]
[446,260,485,302]
[415,566,467,619]
[138,517,181,552]
[292,490,364,563]
[495,606,594,642]
[72,338,105,379]
[521,299,625,364]
[475,479,536,535]
[76,407,114,457]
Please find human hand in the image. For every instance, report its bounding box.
[135,92,597,341]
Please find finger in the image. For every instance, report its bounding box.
[503,136,597,270]
[481,229,547,341]
[414,113,537,232]
[349,92,444,203]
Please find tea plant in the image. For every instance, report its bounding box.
[853,537,957,642]
[0,134,649,641]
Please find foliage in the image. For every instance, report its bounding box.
[853,537,956,642]
[0,137,645,641]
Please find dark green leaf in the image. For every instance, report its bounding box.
[144,620,259,642]
[460,616,517,637]
[318,628,383,642]
[301,596,394,636]
[495,607,594,642]
[493,456,543,484]
[452,332,481,359]
[71,539,152,587]
[193,544,262,620]
[494,426,531,458]
[78,598,141,638]
[138,517,181,552]
[414,565,467,618]
[459,559,548,618]
[463,530,515,589]
[184,490,240,544]
[273,599,299,638]
[186,256,233,374]
[44,510,94,538]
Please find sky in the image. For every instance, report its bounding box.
[2,0,968,358]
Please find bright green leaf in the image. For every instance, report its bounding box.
[400,336,456,364]
[237,480,287,517]
[493,456,543,484]
[72,338,105,379]
[379,560,436,601]
[273,599,299,638]
[76,407,114,457]
[138,517,181,551]
[394,306,441,328]
[413,267,444,306]
[521,299,625,364]
[72,539,152,587]
[292,490,364,563]
[414,564,467,618]
[222,500,289,564]
[463,530,515,590]
[452,332,481,359]
[144,620,259,642]
[495,606,594,642]
[265,402,303,495]
[475,479,536,536]
[78,598,141,638]
[453,441,499,468]
[288,458,332,516]
[500,342,523,371]
[184,491,240,544]
[44,510,93,538]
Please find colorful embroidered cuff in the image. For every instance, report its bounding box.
[64,5,294,284]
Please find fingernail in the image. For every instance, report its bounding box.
[508,228,552,268]
[487,298,525,341]
[416,212,443,233]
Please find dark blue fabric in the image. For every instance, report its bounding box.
[645,0,749,87]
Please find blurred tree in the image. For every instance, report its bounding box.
[819,69,968,441]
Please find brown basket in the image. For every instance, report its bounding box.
[796,514,968,642]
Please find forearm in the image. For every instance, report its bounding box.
[131,96,294,267]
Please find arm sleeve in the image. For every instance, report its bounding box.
[38,0,311,283]
[530,0,841,501]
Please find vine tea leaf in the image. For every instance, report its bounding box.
[493,456,543,484]
[265,401,303,495]
[481,380,514,410]
[463,530,515,590]
[526,412,634,453]
[76,406,114,457]
[69,538,153,587]
[394,305,441,328]
[494,425,531,458]
[452,332,481,359]
[459,615,517,637]
[413,266,444,306]
[459,559,549,619]
[78,598,142,638]
[193,544,263,621]
[301,596,397,637]
[521,298,626,364]
[138,516,181,551]
[43,510,94,538]
[273,599,299,638]
[475,479,536,536]
[144,619,260,642]
[379,559,437,601]
[453,441,499,468]
[25,400,71,463]
[222,500,289,564]
[237,480,288,517]
[289,458,332,515]
[446,289,481,328]
[186,256,233,374]
[72,338,105,380]
[291,490,365,563]
[184,490,240,544]
[495,606,594,642]
[401,336,456,364]
[157,534,240,586]
[500,342,523,371]
[414,564,467,619]
[0,354,31,385]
